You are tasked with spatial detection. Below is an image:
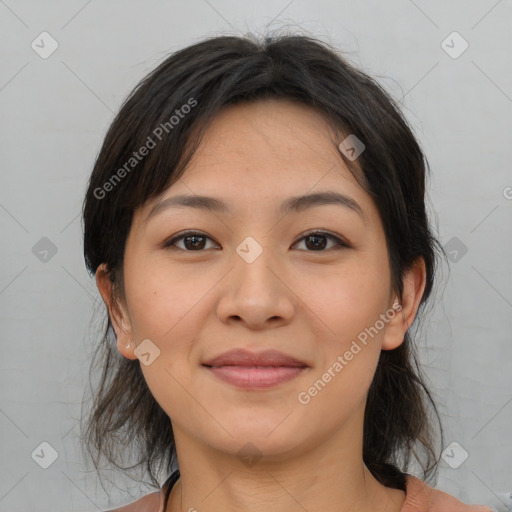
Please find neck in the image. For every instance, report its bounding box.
[166,425,405,512]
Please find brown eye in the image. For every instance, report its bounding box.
[163,230,349,252]
[163,231,218,251]
[292,231,349,251]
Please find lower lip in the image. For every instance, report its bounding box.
[204,365,307,389]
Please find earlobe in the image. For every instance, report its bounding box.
[95,264,137,360]
[381,258,427,351]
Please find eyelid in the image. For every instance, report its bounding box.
[292,229,351,249]
[162,230,219,249]
[162,229,351,251]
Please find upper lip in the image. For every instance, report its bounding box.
[203,349,308,368]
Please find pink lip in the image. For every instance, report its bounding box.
[206,366,306,389]
[202,349,309,390]
[203,348,308,368]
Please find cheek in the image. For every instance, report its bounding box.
[292,254,390,401]
[291,255,391,346]
[295,265,387,421]
[123,256,214,340]
[126,263,205,419]
[122,258,214,397]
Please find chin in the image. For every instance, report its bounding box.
[201,414,308,457]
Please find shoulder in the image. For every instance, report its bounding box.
[403,475,495,512]
[102,491,161,512]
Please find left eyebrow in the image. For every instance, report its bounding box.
[281,191,366,222]
[145,191,367,224]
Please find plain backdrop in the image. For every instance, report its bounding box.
[1,1,511,511]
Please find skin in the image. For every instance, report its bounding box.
[97,98,426,512]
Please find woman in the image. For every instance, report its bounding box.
[81,33,493,512]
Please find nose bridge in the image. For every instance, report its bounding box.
[216,234,294,327]
[233,234,280,297]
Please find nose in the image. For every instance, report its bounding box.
[215,239,296,330]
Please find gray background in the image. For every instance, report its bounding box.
[1,0,511,511]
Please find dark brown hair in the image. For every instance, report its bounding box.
[81,31,444,491]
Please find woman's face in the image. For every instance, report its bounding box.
[99,99,419,462]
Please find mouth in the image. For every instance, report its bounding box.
[202,348,309,390]
[204,365,307,389]
[203,348,308,368]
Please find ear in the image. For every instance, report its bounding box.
[95,263,137,360]
[381,257,427,351]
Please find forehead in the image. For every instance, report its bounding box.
[174,99,364,196]
[133,99,380,231]
[192,99,340,162]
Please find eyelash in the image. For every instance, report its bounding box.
[162,229,350,252]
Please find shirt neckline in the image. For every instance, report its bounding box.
[160,468,180,511]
